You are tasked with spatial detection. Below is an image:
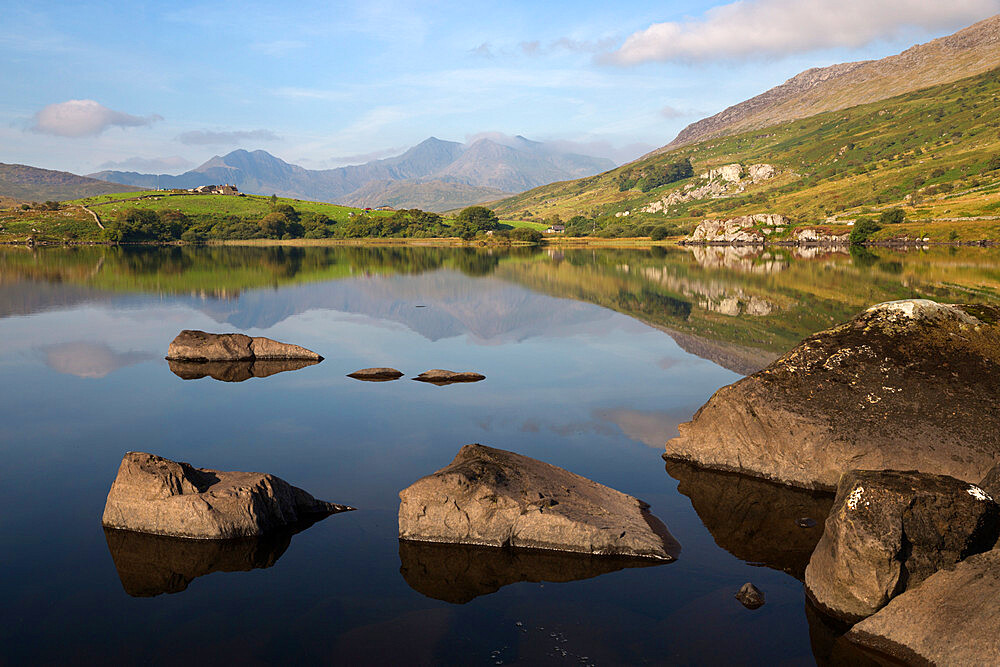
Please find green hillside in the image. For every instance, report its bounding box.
[0,163,138,202]
[494,67,1000,242]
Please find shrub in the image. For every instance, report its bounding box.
[509,227,542,242]
[649,226,669,241]
[850,217,881,244]
[878,208,905,225]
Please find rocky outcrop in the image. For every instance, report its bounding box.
[102,452,352,539]
[165,330,322,362]
[399,444,680,560]
[665,300,1000,490]
[168,359,319,382]
[641,164,778,213]
[665,461,832,580]
[846,549,1000,665]
[412,369,485,385]
[104,524,305,596]
[398,540,661,604]
[794,228,850,245]
[683,215,789,245]
[347,367,404,381]
[805,470,999,622]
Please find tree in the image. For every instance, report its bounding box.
[455,206,499,231]
[850,217,881,245]
[510,227,542,242]
[649,226,669,241]
[878,208,905,225]
[259,212,288,238]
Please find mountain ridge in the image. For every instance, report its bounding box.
[0,163,138,202]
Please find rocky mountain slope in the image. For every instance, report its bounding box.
[0,163,137,202]
[89,137,614,211]
[654,14,1000,154]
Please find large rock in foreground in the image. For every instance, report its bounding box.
[666,300,1000,490]
[805,470,999,622]
[166,330,322,362]
[399,444,679,560]
[102,452,352,539]
[847,549,1000,665]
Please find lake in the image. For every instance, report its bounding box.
[2,244,998,665]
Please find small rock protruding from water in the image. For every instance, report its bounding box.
[347,367,404,381]
[736,582,765,609]
[413,369,485,385]
[796,517,817,528]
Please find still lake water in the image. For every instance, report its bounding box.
[2,244,998,665]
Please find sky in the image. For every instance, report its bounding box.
[1,0,998,175]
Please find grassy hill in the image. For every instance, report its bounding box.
[493,66,1000,242]
[0,163,138,202]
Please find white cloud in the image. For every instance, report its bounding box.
[177,129,281,145]
[30,100,162,137]
[608,0,1000,64]
[96,155,195,172]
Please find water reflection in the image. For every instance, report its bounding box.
[44,342,152,378]
[168,358,321,382]
[665,461,833,580]
[104,524,314,597]
[398,540,664,604]
[805,599,890,666]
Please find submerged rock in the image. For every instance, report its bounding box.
[398,540,662,604]
[805,470,999,622]
[665,461,832,580]
[104,524,309,596]
[168,358,319,382]
[399,444,679,560]
[665,300,1000,490]
[735,582,765,610]
[347,367,404,381]
[102,452,353,539]
[166,330,322,362]
[412,369,485,385]
[847,549,1000,665]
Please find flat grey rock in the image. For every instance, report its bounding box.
[166,330,322,362]
[805,469,999,622]
[102,452,352,539]
[347,367,404,381]
[665,300,1000,490]
[399,444,679,560]
[413,369,485,385]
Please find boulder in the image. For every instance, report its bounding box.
[347,367,404,381]
[805,470,999,622]
[104,525,300,597]
[168,359,319,382]
[102,452,353,539]
[413,369,485,385]
[847,549,1000,665]
[665,300,1000,490]
[665,461,832,580]
[166,330,322,362]
[735,582,765,609]
[398,540,661,604]
[399,444,680,560]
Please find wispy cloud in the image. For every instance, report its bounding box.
[607,0,1000,64]
[324,146,407,166]
[30,100,161,137]
[176,129,281,145]
[97,155,194,172]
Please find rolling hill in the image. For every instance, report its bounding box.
[89,137,615,212]
[654,13,1000,154]
[0,163,138,202]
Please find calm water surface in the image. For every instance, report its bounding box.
[2,245,998,665]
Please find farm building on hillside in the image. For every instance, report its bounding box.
[191,184,240,195]
[545,224,565,234]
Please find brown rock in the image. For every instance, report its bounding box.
[735,582,765,609]
[805,470,999,622]
[347,367,404,381]
[413,369,485,385]
[101,452,353,539]
[398,540,662,604]
[166,330,321,362]
[665,300,1000,490]
[398,444,680,560]
[168,359,319,382]
[847,549,1000,665]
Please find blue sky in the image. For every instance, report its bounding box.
[2,0,998,174]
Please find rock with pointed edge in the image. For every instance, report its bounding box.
[166,330,322,362]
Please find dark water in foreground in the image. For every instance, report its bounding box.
[1,244,998,665]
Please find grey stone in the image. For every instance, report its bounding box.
[413,369,485,385]
[805,469,999,622]
[347,367,404,381]
[665,300,1000,490]
[735,582,765,609]
[847,549,1000,665]
[102,452,353,539]
[166,330,322,362]
[399,444,679,560]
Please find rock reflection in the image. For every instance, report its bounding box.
[805,598,891,666]
[104,524,311,597]
[665,461,833,579]
[168,358,320,382]
[398,540,664,604]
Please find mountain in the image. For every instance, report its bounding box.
[0,163,137,202]
[88,137,615,212]
[655,14,1000,154]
